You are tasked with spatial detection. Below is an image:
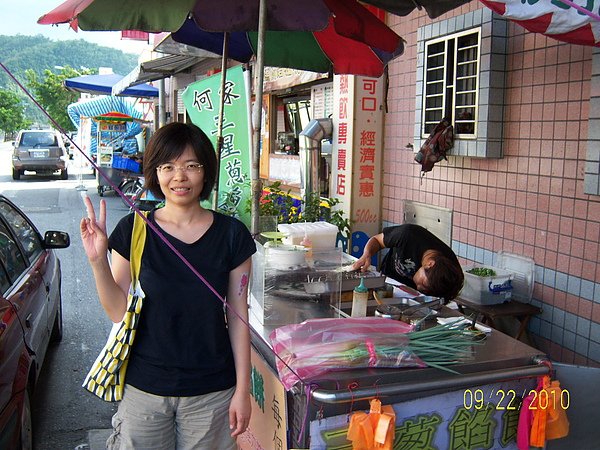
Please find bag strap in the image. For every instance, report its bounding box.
[130,212,148,282]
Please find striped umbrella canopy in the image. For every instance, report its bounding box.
[67,97,143,155]
[479,0,600,46]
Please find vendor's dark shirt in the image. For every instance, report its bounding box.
[379,224,459,288]
[108,210,256,397]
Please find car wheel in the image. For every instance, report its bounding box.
[60,169,68,180]
[50,293,63,343]
[12,168,21,180]
[19,389,33,450]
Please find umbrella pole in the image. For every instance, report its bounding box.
[251,0,267,236]
[212,32,229,210]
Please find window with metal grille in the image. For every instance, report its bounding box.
[423,29,480,138]
[415,10,507,158]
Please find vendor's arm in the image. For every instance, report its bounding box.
[80,197,129,322]
[226,257,252,437]
[351,233,385,272]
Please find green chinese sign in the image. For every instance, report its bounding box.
[182,65,252,227]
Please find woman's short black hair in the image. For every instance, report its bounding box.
[143,122,217,201]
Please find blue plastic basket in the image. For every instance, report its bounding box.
[125,159,141,173]
[112,156,127,170]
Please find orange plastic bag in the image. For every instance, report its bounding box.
[545,380,569,440]
[530,375,570,447]
[347,399,396,450]
[529,376,549,448]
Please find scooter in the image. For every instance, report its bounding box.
[118,175,142,208]
[128,177,163,212]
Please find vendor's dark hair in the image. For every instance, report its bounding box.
[424,252,465,302]
[143,122,217,201]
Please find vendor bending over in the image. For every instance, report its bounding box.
[351,224,464,301]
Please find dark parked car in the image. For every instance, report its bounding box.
[0,195,70,449]
[11,129,70,180]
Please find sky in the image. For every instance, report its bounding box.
[0,0,148,55]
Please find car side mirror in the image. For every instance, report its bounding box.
[44,231,70,249]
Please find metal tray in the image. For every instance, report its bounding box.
[303,271,386,294]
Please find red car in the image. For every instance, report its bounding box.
[0,195,70,449]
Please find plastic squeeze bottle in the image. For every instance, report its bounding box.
[351,277,369,317]
[300,230,313,267]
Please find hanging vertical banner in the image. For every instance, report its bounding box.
[331,75,355,227]
[332,74,383,259]
[182,65,252,227]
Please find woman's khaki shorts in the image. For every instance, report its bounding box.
[107,384,236,450]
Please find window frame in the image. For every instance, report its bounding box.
[422,28,481,139]
[415,9,508,159]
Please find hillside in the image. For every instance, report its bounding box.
[0,34,138,86]
[0,34,139,124]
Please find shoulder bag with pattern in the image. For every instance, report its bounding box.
[82,211,147,401]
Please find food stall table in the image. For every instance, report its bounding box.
[243,292,550,449]
[454,297,542,340]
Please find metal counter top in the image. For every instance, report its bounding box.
[248,292,550,404]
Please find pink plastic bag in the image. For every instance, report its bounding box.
[269,317,424,390]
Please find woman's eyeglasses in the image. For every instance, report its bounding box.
[156,163,204,175]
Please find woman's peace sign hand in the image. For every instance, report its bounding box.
[79,194,108,263]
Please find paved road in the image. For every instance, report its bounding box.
[0,142,130,449]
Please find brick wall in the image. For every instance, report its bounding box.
[383,4,600,366]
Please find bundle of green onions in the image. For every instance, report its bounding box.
[407,322,486,373]
[292,322,484,372]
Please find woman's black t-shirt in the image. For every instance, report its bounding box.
[108,210,256,397]
[379,224,459,288]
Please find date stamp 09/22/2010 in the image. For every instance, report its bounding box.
[463,388,571,411]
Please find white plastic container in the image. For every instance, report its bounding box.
[461,265,514,305]
[496,252,535,302]
[265,244,307,269]
[278,222,338,249]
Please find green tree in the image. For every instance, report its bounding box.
[0,89,31,135]
[25,66,93,132]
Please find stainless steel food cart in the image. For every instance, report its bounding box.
[239,242,555,450]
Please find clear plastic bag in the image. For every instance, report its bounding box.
[269,317,424,390]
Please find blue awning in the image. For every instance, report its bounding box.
[64,74,159,98]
